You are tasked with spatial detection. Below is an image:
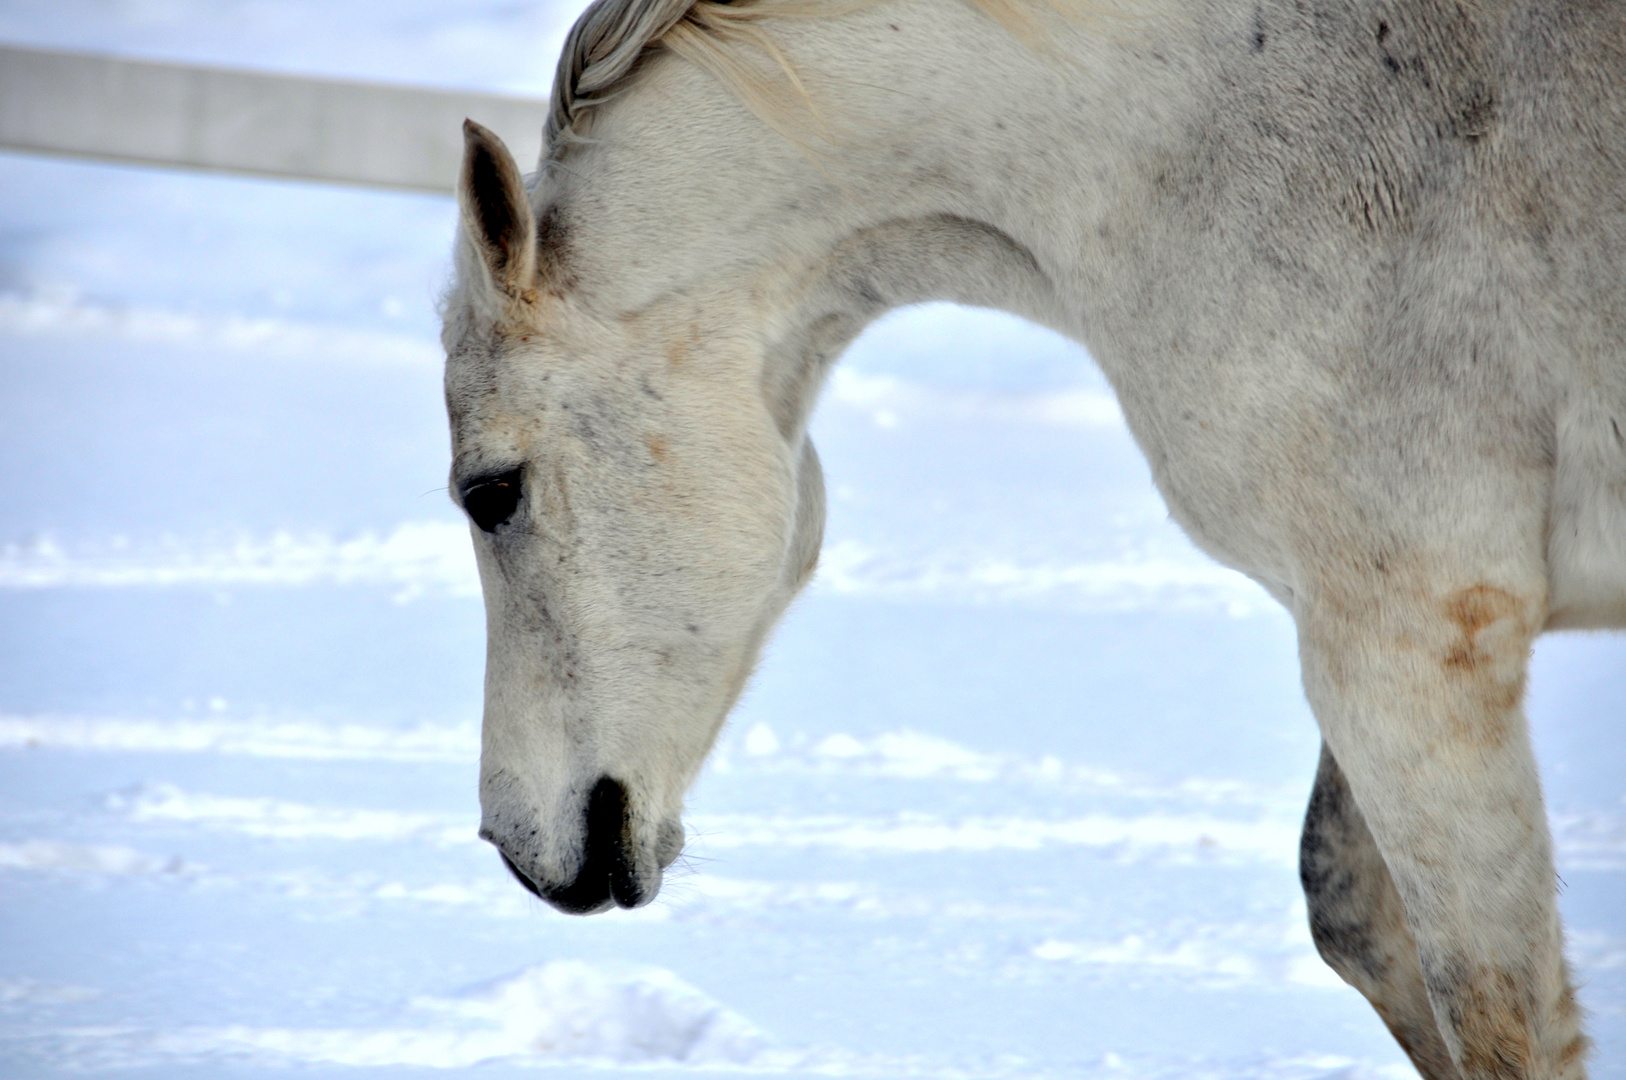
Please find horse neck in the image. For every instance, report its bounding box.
[539,0,1205,338]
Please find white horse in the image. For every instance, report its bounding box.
[440,0,1624,1075]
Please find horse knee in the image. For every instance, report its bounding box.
[1296,573,1547,841]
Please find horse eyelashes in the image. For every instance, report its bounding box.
[463,469,524,532]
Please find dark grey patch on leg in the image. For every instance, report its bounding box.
[1300,743,1463,1080]
[1301,745,1386,981]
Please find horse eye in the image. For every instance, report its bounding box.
[462,469,524,533]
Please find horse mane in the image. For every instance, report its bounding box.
[544,0,1078,157]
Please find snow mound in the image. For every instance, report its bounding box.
[57,963,773,1070]
[0,522,478,600]
[815,538,1272,617]
[718,725,1299,811]
[413,961,773,1066]
[0,840,185,876]
[690,811,1299,866]
[0,977,99,1005]
[827,367,1125,430]
[1552,810,1626,870]
[0,713,477,762]
[106,783,474,846]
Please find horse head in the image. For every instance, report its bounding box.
[443,118,828,912]
[442,0,1063,912]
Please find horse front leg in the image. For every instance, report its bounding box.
[1296,570,1587,1080]
[1300,741,1463,1079]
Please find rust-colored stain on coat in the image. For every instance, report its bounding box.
[1441,584,1530,742]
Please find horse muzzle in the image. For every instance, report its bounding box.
[482,775,683,914]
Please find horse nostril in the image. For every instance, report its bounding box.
[488,777,654,913]
[583,776,644,909]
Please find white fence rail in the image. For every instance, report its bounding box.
[0,44,548,193]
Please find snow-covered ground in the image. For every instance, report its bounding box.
[0,3,1622,1077]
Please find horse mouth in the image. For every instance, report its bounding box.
[494,775,672,914]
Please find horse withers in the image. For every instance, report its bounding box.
[440,1,1626,1075]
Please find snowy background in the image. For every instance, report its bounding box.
[0,2,1622,1077]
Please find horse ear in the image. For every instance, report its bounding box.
[458,119,538,300]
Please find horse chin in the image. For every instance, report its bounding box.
[486,775,685,915]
